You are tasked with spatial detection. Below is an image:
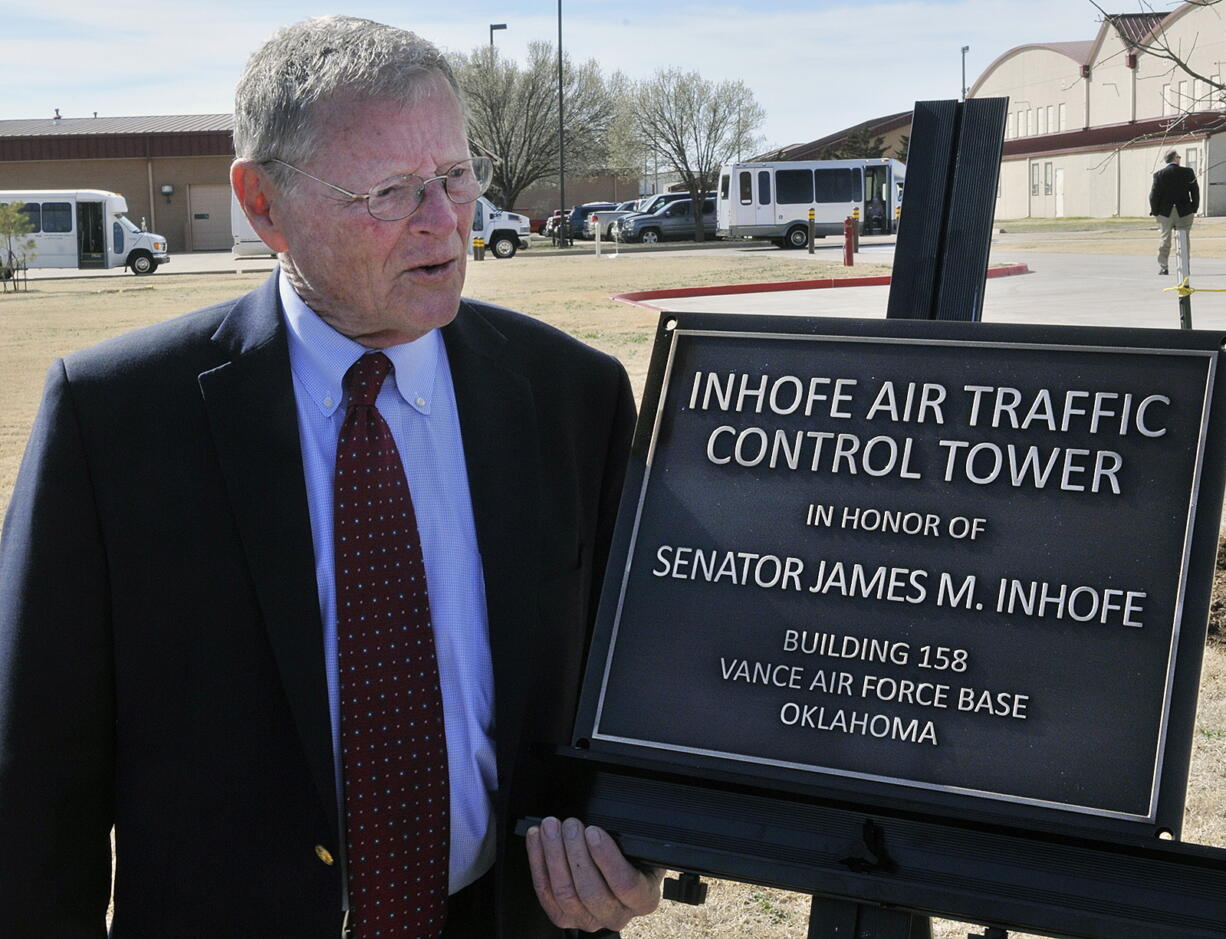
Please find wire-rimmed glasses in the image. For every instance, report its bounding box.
[265,155,495,221]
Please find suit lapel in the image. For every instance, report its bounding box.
[443,303,542,782]
[198,274,338,835]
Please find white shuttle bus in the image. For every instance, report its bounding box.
[0,189,169,274]
[717,158,905,248]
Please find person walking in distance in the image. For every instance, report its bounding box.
[1150,149,1199,276]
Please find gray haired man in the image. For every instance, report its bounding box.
[0,15,660,938]
[1149,149,1199,275]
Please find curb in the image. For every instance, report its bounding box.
[611,263,1031,309]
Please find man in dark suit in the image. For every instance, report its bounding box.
[1149,149,1199,275]
[0,16,661,938]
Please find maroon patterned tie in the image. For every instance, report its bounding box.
[335,352,449,937]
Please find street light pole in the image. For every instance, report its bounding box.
[961,45,970,101]
[557,0,568,246]
[489,23,506,49]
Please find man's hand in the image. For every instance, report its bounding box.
[526,816,664,933]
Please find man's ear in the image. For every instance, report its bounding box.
[231,160,290,254]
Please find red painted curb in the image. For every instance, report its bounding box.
[611,263,1031,309]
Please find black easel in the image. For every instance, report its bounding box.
[809,95,1010,939]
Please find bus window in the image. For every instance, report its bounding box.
[738,171,752,205]
[776,169,813,204]
[814,168,857,203]
[20,203,41,232]
[758,171,771,205]
[42,202,72,233]
[720,174,729,199]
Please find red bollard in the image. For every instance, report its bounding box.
[843,216,855,266]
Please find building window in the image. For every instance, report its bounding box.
[42,202,72,233]
[1163,84,1173,116]
[1038,108,1047,135]
[1015,110,1025,136]
[1044,162,1053,196]
[1046,106,1054,133]
[1213,76,1223,108]
[1186,148,1199,175]
[1031,163,1040,197]
[1058,103,1067,131]
[1007,113,1016,138]
[1179,80,1189,112]
[1027,110,1035,136]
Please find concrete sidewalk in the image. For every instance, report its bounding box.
[649,244,1226,331]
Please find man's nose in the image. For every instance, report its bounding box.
[408,178,460,234]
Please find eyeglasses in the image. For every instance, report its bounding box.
[265,156,494,221]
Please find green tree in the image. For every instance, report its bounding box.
[823,126,888,160]
[0,202,36,289]
[449,42,620,210]
[894,134,910,163]
[614,69,764,241]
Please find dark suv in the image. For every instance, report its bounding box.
[567,202,618,240]
[612,196,717,243]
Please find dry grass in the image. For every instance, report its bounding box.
[3,242,1223,938]
[999,215,1226,258]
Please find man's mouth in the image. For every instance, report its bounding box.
[407,258,456,278]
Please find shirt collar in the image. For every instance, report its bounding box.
[279,269,441,418]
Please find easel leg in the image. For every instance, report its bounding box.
[807,897,932,939]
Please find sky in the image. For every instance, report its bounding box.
[4,0,1177,152]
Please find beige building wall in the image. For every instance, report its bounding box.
[0,155,232,252]
[1135,6,1226,120]
[1087,31,1135,127]
[997,138,1212,221]
[983,2,1224,220]
[979,48,1084,141]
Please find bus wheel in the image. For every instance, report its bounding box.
[784,226,808,249]
[129,252,157,274]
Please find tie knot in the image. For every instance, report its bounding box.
[345,353,393,408]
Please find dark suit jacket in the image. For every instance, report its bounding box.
[1149,162,1200,218]
[0,272,636,938]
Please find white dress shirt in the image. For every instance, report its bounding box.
[278,272,497,894]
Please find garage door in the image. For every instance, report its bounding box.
[188,184,232,251]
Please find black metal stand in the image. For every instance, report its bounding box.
[808,898,931,939]
[804,95,1008,938]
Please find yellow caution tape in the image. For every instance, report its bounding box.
[1163,277,1226,298]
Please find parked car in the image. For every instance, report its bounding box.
[583,200,641,239]
[612,196,718,244]
[541,210,563,238]
[568,202,618,240]
[634,191,694,217]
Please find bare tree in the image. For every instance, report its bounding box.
[1088,1,1224,109]
[449,42,620,210]
[615,69,764,241]
[1079,1,1226,179]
